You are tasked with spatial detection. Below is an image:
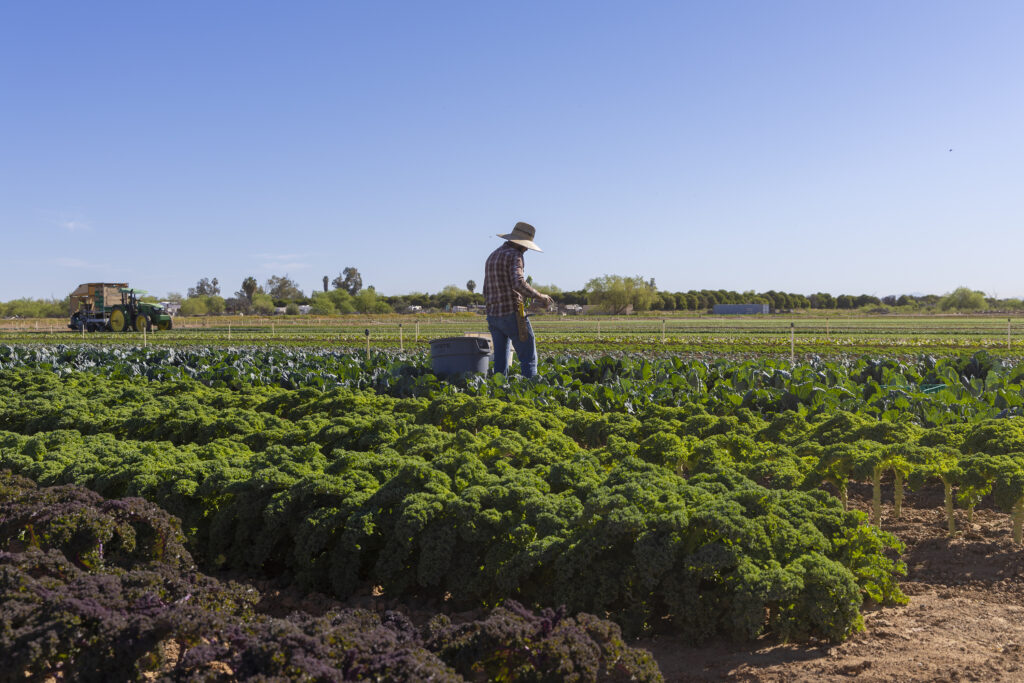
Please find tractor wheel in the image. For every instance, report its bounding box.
[109,309,127,332]
[157,319,172,331]
[134,314,151,333]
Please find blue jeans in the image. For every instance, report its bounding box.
[487,313,537,378]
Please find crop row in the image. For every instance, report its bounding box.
[1,344,1023,424]
[0,472,660,682]
[3,362,1023,541]
[3,346,1023,641]
[3,329,1022,359]
[0,366,912,642]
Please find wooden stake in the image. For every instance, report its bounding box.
[661,318,666,343]
[399,323,403,352]
[365,328,370,360]
[415,321,419,342]
[790,322,795,364]
[228,323,231,341]
[143,325,147,347]
[1009,318,1012,352]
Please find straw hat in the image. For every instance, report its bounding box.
[497,221,542,252]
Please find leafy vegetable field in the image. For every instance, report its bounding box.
[4,313,1023,359]
[3,343,1024,679]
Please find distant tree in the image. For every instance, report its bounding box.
[285,302,300,315]
[466,279,476,293]
[205,296,226,315]
[532,283,562,298]
[809,292,836,309]
[836,295,855,310]
[557,289,587,306]
[332,267,363,296]
[180,298,208,316]
[323,275,329,293]
[940,287,988,311]
[265,274,304,301]
[327,288,357,314]
[1003,298,1024,311]
[310,291,337,315]
[404,291,431,308]
[0,298,65,318]
[242,277,258,302]
[660,293,677,311]
[896,295,912,307]
[436,285,474,309]
[225,296,250,314]
[881,295,898,306]
[188,278,220,298]
[354,286,391,314]
[854,294,881,308]
[251,292,275,314]
[164,291,184,303]
[584,275,657,314]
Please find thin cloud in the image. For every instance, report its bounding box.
[253,252,312,271]
[55,257,103,268]
[260,261,310,271]
[58,218,91,232]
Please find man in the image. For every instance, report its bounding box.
[483,221,554,378]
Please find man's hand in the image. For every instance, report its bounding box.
[538,294,555,310]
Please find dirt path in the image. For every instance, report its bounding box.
[641,487,1024,682]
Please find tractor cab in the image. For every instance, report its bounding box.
[109,288,172,333]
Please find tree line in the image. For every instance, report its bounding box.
[4,269,1021,319]
[574,277,1013,314]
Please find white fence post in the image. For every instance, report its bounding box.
[790,322,795,364]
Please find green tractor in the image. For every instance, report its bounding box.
[69,283,173,332]
[108,288,172,332]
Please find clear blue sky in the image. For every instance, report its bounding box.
[2,1,1022,301]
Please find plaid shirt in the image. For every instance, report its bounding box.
[483,242,544,317]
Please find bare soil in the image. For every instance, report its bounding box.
[640,485,1024,682]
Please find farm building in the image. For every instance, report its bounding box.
[713,303,769,315]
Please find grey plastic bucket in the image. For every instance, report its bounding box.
[430,336,492,377]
